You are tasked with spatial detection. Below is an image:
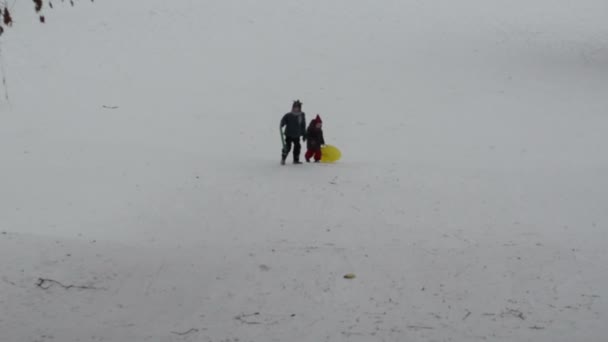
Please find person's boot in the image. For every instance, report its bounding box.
[281,155,286,165]
[293,158,302,164]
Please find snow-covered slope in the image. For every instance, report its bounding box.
[1,1,607,341]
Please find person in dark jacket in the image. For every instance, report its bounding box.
[305,114,325,162]
[280,100,307,165]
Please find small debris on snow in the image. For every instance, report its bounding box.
[234,312,261,325]
[170,328,199,336]
[35,278,100,291]
[2,278,17,287]
[429,312,441,320]
[344,273,356,279]
[500,308,525,320]
[407,325,434,331]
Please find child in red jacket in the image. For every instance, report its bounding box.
[305,114,325,163]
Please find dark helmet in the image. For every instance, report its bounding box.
[292,100,302,109]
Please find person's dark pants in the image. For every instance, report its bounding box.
[305,148,322,162]
[282,136,301,162]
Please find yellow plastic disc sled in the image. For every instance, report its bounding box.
[320,144,342,163]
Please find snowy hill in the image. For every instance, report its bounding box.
[1,1,607,341]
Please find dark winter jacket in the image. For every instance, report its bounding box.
[280,111,306,138]
[306,124,325,150]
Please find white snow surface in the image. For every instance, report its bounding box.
[1,0,608,341]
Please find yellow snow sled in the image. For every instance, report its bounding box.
[320,144,341,163]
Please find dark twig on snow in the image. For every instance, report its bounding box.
[102,105,119,109]
[234,311,295,326]
[35,277,99,290]
[462,310,472,321]
[170,328,199,336]
[407,325,434,331]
